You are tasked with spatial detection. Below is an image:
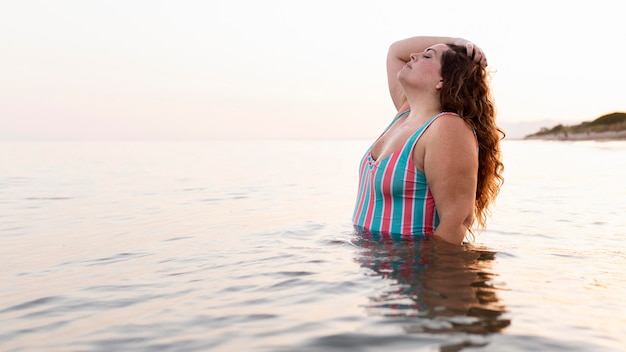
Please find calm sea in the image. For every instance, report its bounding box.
[1,139,625,351]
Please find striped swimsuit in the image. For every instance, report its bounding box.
[352,111,459,238]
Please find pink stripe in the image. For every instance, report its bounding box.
[402,190,415,234]
[401,163,414,235]
[380,152,400,234]
[402,172,415,240]
[423,188,436,235]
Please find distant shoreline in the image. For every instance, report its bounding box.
[524,129,626,141]
[523,112,626,141]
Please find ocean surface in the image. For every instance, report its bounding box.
[1,139,625,351]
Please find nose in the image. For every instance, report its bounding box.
[409,53,418,61]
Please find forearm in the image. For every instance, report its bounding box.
[388,36,462,62]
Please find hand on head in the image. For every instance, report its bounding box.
[453,38,487,67]
[465,42,487,67]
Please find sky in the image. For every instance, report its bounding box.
[1,0,625,140]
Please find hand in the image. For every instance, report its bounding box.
[453,38,488,67]
[465,42,487,67]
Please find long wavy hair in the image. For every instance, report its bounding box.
[439,44,504,234]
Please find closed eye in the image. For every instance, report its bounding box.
[424,48,437,59]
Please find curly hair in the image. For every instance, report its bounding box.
[439,44,505,234]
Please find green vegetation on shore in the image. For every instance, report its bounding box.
[525,112,626,139]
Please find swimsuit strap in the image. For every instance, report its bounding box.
[404,111,461,150]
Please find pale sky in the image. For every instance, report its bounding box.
[1,0,625,140]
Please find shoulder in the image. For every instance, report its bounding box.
[421,114,477,161]
[431,113,472,130]
[412,113,476,171]
[426,114,475,143]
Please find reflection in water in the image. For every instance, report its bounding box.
[354,233,510,335]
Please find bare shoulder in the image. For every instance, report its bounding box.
[424,114,475,147]
[414,114,476,171]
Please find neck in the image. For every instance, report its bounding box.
[405,95,442,121]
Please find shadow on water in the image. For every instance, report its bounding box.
[353,232,510,338]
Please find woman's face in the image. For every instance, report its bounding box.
[398,43,449,92]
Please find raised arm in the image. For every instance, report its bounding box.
[386,36,487,111]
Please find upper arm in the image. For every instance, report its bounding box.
[420,116,478,243]
[386,43,409,111]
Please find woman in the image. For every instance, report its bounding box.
[352,36,504,245]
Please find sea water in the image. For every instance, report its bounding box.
[1,139,625,351]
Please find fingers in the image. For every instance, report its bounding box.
[465,42,488,67]
[465,42,475,59]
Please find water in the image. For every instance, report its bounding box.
[1,139,625,351]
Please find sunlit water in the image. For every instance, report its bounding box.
[1,140,625,351]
